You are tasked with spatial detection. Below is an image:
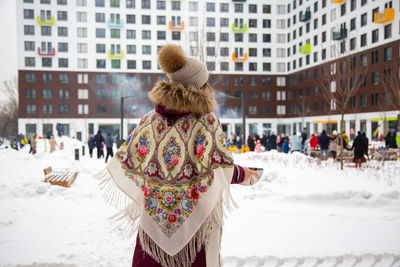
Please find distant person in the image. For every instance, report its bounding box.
[30,133,37,154]
[291,132,302,152]
[309,134,318,150]
[255,140,262,152]
[329,131,339,160]
[282,138,290,153]
[318,130,330,160]
[10,137,18,151]
[105,132,114,163]
[351,132,367,167]
[93,130,105,159]
[301,127,307,149]
[49,136,58,153]
[247,135,255,151]
[88,135,95,158]
[385,130,398,149]
[268,132,277,150]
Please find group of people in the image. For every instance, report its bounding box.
[227,126,399,163]
[87,130,115,163]
[8,133,63,155]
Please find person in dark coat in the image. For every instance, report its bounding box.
[93,130,105,159]
[88,135,95,158]
[361,132,369,160]
[351,132,367,166]
[301,127,307,149]
[247,135,255,151]
[105,132,114,163]
[385,130,398,149]
[268,132,277,150]
[318,130,330,160]
[260,134,268,149]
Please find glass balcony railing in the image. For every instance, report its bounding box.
[300,11,311,22]
[332,28,347,40]
[107,19,124,28]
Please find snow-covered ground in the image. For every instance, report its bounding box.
[0,137,399,267]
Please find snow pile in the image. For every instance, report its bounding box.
[0,138,399,266]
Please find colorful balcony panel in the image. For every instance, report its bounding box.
[374,8,395,24]
[231,23,247,32]
[332,28,347,40]
[108,49,124,58]
[37,47,55,56]
[168,21,185,30]
[299,44,311,54]
[37,15,55,25]
[107,19,124,28]
[332,0,345,3]
[232,52,248,61]
[300,11,311,22]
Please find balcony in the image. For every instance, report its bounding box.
[37,15,55,25]
[232,52,248,61]
[108,49,124,58]
[332,0,345,3]
[374,8,394,24]
[232,23,247,32]
[107,19,124,28]
[299,44,311,54]
[300,11,311,22]
[37,47,55,56]
[169,21,185,30]
[332,28,347,40]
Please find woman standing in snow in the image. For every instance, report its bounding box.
[99,45,260,267]
[30,133,37,154]
[49,136,58,153]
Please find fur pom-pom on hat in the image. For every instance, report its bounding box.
[157,45,209,90]
[158,45,186,73]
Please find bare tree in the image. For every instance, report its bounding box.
[0,77,18,139]
[318,49,368,169]
[381,54,400,131]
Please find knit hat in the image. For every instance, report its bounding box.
[158,45,209,89]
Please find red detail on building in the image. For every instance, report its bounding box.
[38,47,55,56]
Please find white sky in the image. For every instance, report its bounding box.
[0,0,17,95]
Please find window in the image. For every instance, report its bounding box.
[95,0,105,7]
[142,15,150,24]
[206,62,215,71]
[41,0,50,3]
[351,0,356,11]
[157,16,166,25]
[58,27,68,36]
[249,4,257,13]
[384,24,392,39]
[360,33,367,47]
[277,77,286,86]
[263,19,271,28]
[249,19,257,28]
[207,32,215,42]
[263,34,271,43]
[263,48,271,57]
[235,62,243,71]
[384,46,392,61]
[350,37,356,51]
[360,95,366,107]
[77,0,86,6]
[171,1,180,10]
[25,57,35,67]
[234,3,243,13]
[189,17,198,26]
[111,59,120,69]
[96,43,105,53]
[126,15,135,24]
[127,45,136,54]
[25,88,37,99]
[126,0,135,8]
[24,9,34,19]
[206,2,215,12]
[340,3,346,16]
[24,41,35,51]
[77,43,88,53]
[110,0,120,7]
[155,0,165,10]
[372,29,379,43]
[77,73,88,84]
[41,26,51,36]
[26,104,37,114]
[235,33,243,42]
[95,28,105,38]
[220,3,228,12]
[361,13,367,27]
[249,48,257,57]
[249,63,257,71]
[172,31,180,40]
[371,72,379,85]
[263,5,271,14]
[59,104,69,114]
[189,1,198,11]
[220,62,229,71]
[42,58,52,67]
[142,45,151,55]
[77,27,87,38]
[248,106,257,115]
[78,89,89,99]
[206,17,215,27]
[96,59,105,68]
[77,104,89,115]
[350,18,356,31]
[59,58,68,67]
[220,32,229,42]
[77,11,87,22]
[157,31,166,40]
[142,30,151,39]
[97,105,107,114]
[127,60,136,69]
[109,29,119,38]
[127,30,136,39]
[141,0,150,9]
[189,32,198,42]
[360,54,367,66]
[78,58,88,68]
[142,60,151,69]
[24,0,34,3]
[42,88,53,99]
[277,105,286,115]
[263,63,271,71]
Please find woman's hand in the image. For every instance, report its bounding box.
[241,167,261,185]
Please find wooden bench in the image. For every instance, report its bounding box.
[43,167,78,188]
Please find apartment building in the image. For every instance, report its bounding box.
[17,0,399,142]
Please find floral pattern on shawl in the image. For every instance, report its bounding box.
[116,110,233,237]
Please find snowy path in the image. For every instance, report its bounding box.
[0,138,399,266]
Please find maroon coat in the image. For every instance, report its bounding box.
[132,105,246,266]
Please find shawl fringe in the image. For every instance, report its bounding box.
[95,168,141,239]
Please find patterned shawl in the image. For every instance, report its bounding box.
[99,108,235,267]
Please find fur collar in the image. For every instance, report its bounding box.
[148,81,215,116]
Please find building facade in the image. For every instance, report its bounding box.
[17,0,399,142]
